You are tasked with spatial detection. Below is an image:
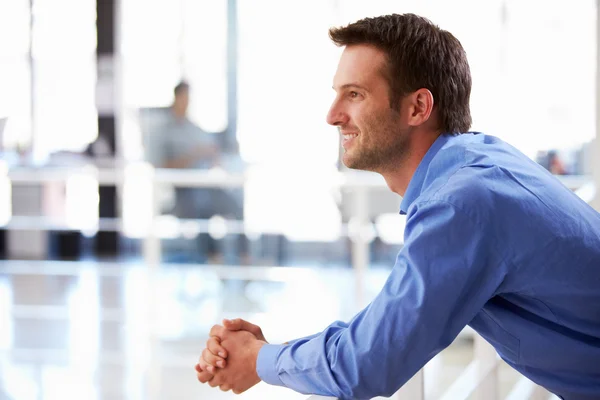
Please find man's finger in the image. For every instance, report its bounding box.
[219,384,231,392]
[223,318,266,341]
[209,324,226,338]
[207,336,228,360]
[196,370,213,384]
[208,378,219,388]
[208,373,223,388]
[197,356,217,375]
[203,347,226,369]
[195,364,213,384]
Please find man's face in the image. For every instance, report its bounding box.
[175,88,190,113]
[327,45,411,172]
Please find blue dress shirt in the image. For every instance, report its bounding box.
[257,133,600,400]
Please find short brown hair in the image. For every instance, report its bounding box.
[174,80,190,96]
[329,14,472,133]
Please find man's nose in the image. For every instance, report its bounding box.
[326,100,349,126]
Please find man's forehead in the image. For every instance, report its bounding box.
[333,45,388,88]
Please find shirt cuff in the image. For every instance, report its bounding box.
[256,344,285,387]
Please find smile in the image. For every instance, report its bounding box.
[342,133,358,149]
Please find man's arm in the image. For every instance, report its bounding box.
[257,199,507,399]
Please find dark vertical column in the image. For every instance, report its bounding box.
[94,0,119,256]
[0,229,5,260]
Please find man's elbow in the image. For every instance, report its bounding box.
[331,384,382,400]
[329,367,407,400]
[328,374,383,400]
[333,382,401,400]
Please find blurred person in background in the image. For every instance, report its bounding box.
[145,81,222,263]
[195,13,600,400]
[548,150,568,175]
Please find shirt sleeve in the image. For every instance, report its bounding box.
[283,321,348,347]
[256,199,507,399]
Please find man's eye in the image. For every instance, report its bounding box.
[349,91,360,98]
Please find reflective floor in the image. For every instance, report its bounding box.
[0,260,523,400]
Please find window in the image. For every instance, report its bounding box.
[501,0,596,157]
[31,0,98,158]
[120,0,228,160]
[237,0,342,240]
[0,0,31,150]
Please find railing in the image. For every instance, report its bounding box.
[3,165,592,298]
[2,165,588,400]
[2,165,401,309]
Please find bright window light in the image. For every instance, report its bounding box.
[31,0,98,157]
[65,169,99,231]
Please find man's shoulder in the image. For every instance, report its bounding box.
[415,164,508,220]
[408,133,535,217]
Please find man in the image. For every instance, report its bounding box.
[145,81,221,262]
[195,14,600,400]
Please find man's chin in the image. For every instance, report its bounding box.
[342,157,357,170]
[343,160,372,172]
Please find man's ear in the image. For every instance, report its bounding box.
[406,88,434,127]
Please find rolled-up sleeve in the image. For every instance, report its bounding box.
[256,199,507,399]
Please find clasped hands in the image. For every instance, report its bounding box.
[195,318,268,394]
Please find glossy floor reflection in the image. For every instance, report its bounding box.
[0,260,517,400]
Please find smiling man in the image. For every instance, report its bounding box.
[195,13,600,400]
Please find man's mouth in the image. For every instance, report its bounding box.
[342,133,358,148]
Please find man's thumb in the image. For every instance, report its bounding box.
[223,318,263,339]
[224,318,251,331]
[223,318,241,330]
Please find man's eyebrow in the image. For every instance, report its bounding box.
[332,83,369,92]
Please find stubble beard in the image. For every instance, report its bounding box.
[342,112,410,173]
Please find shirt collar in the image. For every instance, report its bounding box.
[399,133,454,215]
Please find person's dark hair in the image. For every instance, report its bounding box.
[329,13,472,133]
[174,80,190,96]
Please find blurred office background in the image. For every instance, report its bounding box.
[0,0,597,399]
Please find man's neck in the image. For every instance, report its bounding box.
[381,131,441,197]
[172,106,187,119]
